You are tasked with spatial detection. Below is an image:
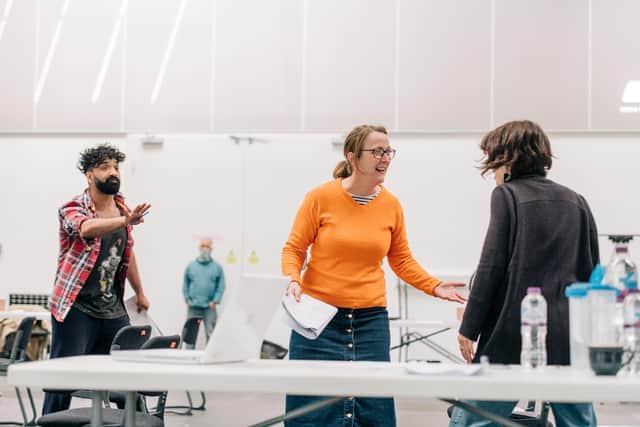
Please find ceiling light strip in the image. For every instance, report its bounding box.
[150,0,187,104]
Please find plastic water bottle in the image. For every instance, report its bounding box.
[521,287,547,369]
[605,236,638,300]
[623,285,640,374]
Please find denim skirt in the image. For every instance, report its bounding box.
[285,306,396,427]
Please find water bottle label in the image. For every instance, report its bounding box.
[521,322,547,326]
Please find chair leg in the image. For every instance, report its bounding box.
[165,390,207,415]
[0,387,29,426]
[193,392,206,411]
[164,391,194,415]
[15,387,29,427]
[185,391,195,414]
[25,388,37,426]
[0,386,33,426]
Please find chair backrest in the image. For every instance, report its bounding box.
[180,317,202,348]
[10,316,36,362]
[141,335,181,350]
[110,325,151,352]
[139,334,181,414]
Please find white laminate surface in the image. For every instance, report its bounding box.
[8,356,640,403]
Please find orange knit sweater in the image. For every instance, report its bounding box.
[282,179,441,308]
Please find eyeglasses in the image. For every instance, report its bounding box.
[361,148,397,159]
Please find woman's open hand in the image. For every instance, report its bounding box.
[433,282,467,304]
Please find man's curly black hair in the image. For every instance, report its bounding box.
[77,144,126,174]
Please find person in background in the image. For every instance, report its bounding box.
[450,120,599,427]
[282,124,466,427]
[44,144,151,415]
[183,238,225,342]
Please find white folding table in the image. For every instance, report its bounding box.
[9,356,640,427]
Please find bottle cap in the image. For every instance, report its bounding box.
[527,287,541,294]
[565,283,589,298]
[589,265,605,285]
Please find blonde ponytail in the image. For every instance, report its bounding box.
[332,160,351,178]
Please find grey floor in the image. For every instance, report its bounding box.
[1,378,640,426]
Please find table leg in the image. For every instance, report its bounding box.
[249,396,346,427]
[91,391,104,427]
[124,391,137,427]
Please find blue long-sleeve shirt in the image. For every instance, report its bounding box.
[183,258,225,308]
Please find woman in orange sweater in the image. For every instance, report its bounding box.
[282,124,466,426]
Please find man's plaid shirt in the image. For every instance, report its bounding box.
[50,189,134,322]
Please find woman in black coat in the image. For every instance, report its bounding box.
[449,120,599,427]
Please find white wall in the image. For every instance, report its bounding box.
[1,132,639,357]
[1,0,639,132]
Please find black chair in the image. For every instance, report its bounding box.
[35,409,164,427]
[108,335,182,411]
[110,325,152,351]
[164,317,206,415]
[0,316,37,426]
[36,335,180,427]
[62,325,153,405]
[180,317,202,351]
[261,340,288,360]
[140,335,180,351]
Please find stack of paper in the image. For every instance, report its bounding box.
[281,294,337,340]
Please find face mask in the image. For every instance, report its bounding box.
[199,248,211,258]
[95,176,120,195]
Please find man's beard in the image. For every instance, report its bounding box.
[95,176,120,195]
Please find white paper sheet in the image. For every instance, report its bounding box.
[124,296,163,337]
[281,294,337,340]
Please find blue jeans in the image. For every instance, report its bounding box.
[449,400,597,427]
[187,306,217,341]
[286,307,396,427]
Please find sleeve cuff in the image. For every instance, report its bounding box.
[459,318,480,342]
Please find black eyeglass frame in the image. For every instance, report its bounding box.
[360,148,397,159]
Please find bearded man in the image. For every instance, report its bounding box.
[43,143,151,415]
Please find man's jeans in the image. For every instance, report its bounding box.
[187,306,217,342]
[449,400,597,427]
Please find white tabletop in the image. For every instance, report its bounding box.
[8,356,640,403]
[0,310,50,320]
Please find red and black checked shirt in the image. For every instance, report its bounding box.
[49,189,134,322]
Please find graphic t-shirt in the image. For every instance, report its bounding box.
[74,228,128,319]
